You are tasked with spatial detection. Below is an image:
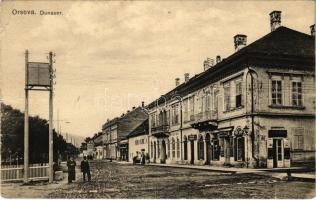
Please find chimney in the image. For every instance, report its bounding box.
[203,57,214,71]
[234,34,247,51]
[141,101,145,107]
[270,11,281,32]
[310,24,315,36]
[216,55,221,64]
[175,78,180,86]
[184,73,190,82]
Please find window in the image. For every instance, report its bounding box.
[205,92,211,111]
[213,90,219,113]
[183,99,189,122]
[198,136,204,160]
[171,104,179,125]
[172,138,175,158]
[292,81,303,106]
[224,83,231,111]
[176,138,180,158]
[294,128,304,150]
[151,113,156,128]
[189,96,195,121]
[271,80,282,105]
[235,81,243,108]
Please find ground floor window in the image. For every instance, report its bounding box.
[198,136,204,160]
[172,138,175,158]
[157,141,160,158]
[151,142,153,158]
[176,138,180,158]
[183,137,188,160]
[167,140,170,158]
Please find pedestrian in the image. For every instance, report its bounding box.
[67,156,76,183]
[141,152,145,165]
[80,156,91,182]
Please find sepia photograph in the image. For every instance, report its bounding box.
[0,0,315,199]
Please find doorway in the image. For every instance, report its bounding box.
[190,140,194,164]
[272,139,283,168]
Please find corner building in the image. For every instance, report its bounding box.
[147,11,315,168]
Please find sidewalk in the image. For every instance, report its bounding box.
[147,163,315,181]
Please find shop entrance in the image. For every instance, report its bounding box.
[273,139,282,168]
[205,134,211,164]
[267,136,290,168]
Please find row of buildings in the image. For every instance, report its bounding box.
[90,11,315,168]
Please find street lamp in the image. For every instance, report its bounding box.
[243,125,250,168]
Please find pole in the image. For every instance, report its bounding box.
[49,51,54,183]
[24,50,29,183]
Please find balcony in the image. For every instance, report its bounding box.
[151,124,170,138]
[190,110,218,131]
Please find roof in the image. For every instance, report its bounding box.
[238,26,314,58]
[126,120,148,138]
[148,26,315,109]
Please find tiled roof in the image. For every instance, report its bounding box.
[148,26,315,109]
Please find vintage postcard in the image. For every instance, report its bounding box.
[0,0,315,199]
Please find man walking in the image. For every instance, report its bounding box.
[80,156,91,182]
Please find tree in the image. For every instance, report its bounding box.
[1,103,78,164]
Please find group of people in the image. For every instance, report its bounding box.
[67,156,91,183]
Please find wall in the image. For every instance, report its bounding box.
[128,135,148,162]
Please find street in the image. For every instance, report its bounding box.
[43,161,315,199]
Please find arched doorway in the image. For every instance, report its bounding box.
[153,141,156,162]
[161,140,166,163]
[198,135,204,160]
[205,133,211,164]
[190,140,194,164]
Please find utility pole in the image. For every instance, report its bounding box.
[49,51,54,183]
[24,50,29,183]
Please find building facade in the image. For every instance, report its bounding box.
[127,120,149,162]
[147,11,315,168]
[100,106,148,161]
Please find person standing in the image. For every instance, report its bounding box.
[67,156,76,183]
[80,156,91,182]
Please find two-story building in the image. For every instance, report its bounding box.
[147,11,315,168]
[101,105,148,161]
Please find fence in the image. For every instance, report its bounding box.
[1,163,49,182]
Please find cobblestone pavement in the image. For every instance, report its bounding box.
[46,161,315,199]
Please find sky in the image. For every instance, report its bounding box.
[1,1,314,141]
